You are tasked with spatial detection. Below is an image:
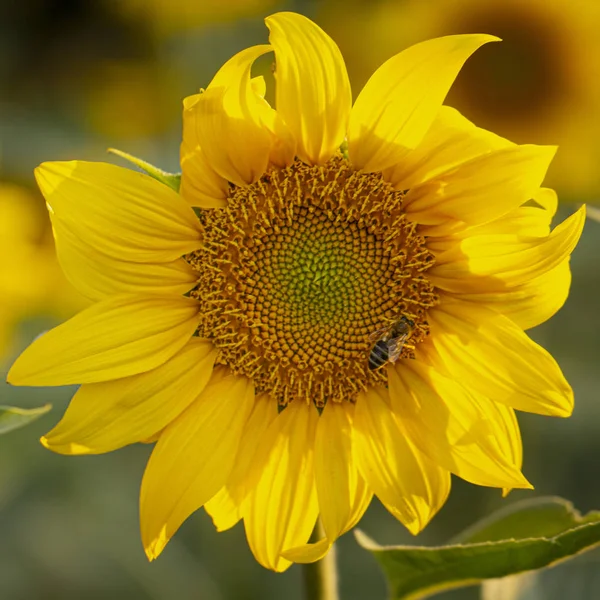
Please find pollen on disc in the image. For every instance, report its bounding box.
[185,155,438,407]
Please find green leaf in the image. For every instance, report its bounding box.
[482,547,600,600]
[0,404,52,435]
[453,496,600,544]
[356,497,600,600]
[108,148,181,192]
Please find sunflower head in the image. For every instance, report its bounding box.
[8,11,584,573]
[186,154,437,407]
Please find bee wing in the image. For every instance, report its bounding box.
[368,326,391,343]
[387,334,409,363]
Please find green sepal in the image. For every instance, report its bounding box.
[0,404,52,435]
[356,497,600,600]
[108,148,181,192]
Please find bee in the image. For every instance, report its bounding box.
[368,316,415,371]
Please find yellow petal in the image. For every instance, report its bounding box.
[425,198,555,254]
[35,161,202,262]
[204,394,277,531]
[427,184,558,243]
[204,487,242,532]
[348,34,498,172]
[342,476,373,533]
[426,300,573,417]
[353,385,450,535]
[283,481,372,564]
[430,206,586,293]
[388,363,532,490]
[8,295,199,386]
[458,206,552,239]
[205,394,279,532]
[266,12,351,165]
[494,405,523,498]
[192,45,274,186]
[427,209,552,250]
[534,187,558,218]
[315,402,372,539]
[244,400,319,572]
[385,106,512,190]
[41,338,218,455]
[404,144,556,231]
[223,394,279,504]
[141,369,254,560]
[251,75,266,98]
[256,95,297,169]
[282,473,372,563]
[51,218,196,302]
[249,76,297,169]
[457,258,571,331]
[283,402,373,563]
[180,95,228,209]
[283,537,331,564]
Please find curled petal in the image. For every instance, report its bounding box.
[191,45,274,186]
[348,34,498,172]
[267,12,351,165]
[180,95,228,209]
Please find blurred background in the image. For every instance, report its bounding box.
[0,0,599,598]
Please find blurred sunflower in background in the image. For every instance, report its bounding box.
[0,0,280,155]
[84,61,182,141]
[91,0,283,140]
[0,183,85,359]
[8,11,584,573]
[118,0,281,37]
[320,0,600,202]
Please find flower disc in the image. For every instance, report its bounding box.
[186,155,438,406]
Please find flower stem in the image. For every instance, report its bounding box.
[303,520,339,600]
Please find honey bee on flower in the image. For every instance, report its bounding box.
[368,315,415,371]
[8,12,584,573]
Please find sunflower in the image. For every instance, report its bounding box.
[320,0,600,201]
[8,12,584,572]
